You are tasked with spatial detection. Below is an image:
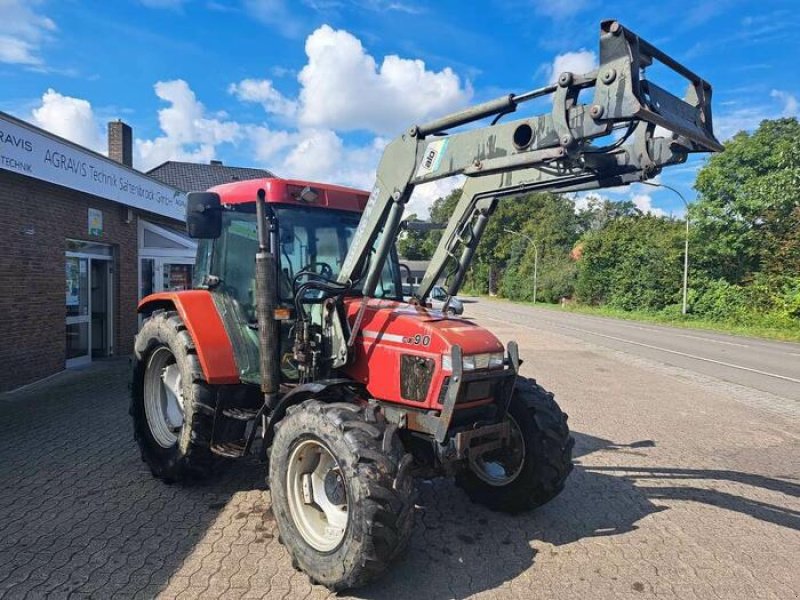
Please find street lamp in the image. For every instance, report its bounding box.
[641,181,690,316]
[504,228,538,304]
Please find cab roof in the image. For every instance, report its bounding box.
[208,177,370,213]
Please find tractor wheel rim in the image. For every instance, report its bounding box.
[469,414,526,486]
[286,439,349,553]
[143,347,185,449]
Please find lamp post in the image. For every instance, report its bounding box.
[641,181,690,315]
[504,228,538,304]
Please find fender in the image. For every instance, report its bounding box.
[138,291,240,385]
[261,379,365,451]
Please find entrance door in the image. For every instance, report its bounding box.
[66,241,113,367]
[91,260,113,358]
[66,256,90,366]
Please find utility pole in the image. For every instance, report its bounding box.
[642,181,690,315]
[504,228,538,304]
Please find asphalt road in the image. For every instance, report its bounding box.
[465,298,800,402]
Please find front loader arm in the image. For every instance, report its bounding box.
[337,19,722,308]
[414,129,688,301]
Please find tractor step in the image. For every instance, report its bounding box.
[222,407,261,421]
[210,441,248,458]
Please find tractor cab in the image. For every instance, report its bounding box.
[180,177,405,386]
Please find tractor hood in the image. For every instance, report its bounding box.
[344,298,503,356]
[342,298,504,409]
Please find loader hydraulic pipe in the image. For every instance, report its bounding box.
[416,95,516,137]
[254,188,280,406]
[415,83,563,137]
[446,202,494,299]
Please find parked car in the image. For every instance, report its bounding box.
[429,285,464,315]
[401,284,463,315]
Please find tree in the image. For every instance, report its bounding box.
[397,213,430,260]
[575,215,685,311]
[576,195,642,232]
[692,118,800,283]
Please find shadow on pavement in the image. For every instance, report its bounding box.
[353,431,799,600]
[1,364,796,599]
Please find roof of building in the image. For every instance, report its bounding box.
[146,160,276,192]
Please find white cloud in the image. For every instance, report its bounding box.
[770,89,799,117]
[405,176,463,219]
[0,0,56,66]
[135,80,243,170]
[283,130,386,189]
[228,78,297,118]
[30,89,105,152]
[243,0,305,39]
[546,49,597,83]
[296,25,472,135]
[630,193,666,217]
[714,106,772,140]
[573,186,668,218]
[713,88,799,140]
[532,0,592,20]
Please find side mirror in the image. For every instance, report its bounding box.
[186,192,222,239]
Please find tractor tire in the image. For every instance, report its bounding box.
[269,400,415,591]
[130,310,219,483]
[455,377,573,513]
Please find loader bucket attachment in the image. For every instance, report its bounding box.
[592,20,723,153]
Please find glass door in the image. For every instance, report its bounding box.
[66,241,113,368]
[66,256,91,366]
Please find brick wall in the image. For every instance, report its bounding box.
[0,170,182,391]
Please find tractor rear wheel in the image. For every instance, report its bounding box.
[269,400,415,591]
[456,377,573,513]
[130,310,219,483]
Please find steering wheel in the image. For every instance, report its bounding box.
[299,261,334,280]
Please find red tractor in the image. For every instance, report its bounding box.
[131,21,721,590]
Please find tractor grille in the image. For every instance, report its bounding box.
[400,354,435,402]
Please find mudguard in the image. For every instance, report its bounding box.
[137,291,240,385]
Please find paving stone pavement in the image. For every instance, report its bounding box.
[1,313,799,599]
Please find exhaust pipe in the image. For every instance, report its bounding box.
[255,188,281,408]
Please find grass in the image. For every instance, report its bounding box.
[479,296,800,344]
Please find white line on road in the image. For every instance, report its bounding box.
[499,305,753,348]
[480,314,800,386]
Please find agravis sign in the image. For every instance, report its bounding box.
[0,112,186,221]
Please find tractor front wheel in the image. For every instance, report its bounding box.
[456,377,573,513]
[130,310,219,483]
[269,400,415,591]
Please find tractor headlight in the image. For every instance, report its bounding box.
[488,352,505,368]
[442,351,505,372]
[441,354,452,371]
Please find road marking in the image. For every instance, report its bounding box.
[479,314,800,386]
[501,306,754,348]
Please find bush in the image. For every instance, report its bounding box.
[690,274,800,328]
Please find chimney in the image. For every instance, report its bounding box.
[210,159,223,166]
[108,120,133,167]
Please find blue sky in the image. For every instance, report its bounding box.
[2,0,798,216]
